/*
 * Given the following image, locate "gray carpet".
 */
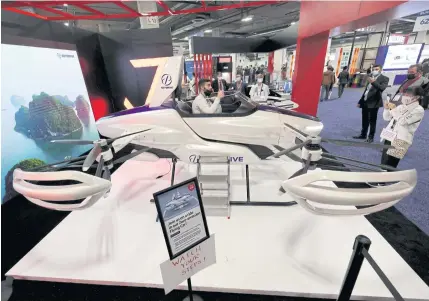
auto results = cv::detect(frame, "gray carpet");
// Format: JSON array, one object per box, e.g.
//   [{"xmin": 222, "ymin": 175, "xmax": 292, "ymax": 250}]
[{"xmin": 317, "ymin": 87, "xmax": 429, "ymax": 235}]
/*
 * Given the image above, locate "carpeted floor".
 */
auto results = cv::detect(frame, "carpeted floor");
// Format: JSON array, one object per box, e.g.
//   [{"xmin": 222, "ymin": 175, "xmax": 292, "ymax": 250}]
[{"xmin": 317, "ymin": 86, "xmax": 429, "ymax": 235}]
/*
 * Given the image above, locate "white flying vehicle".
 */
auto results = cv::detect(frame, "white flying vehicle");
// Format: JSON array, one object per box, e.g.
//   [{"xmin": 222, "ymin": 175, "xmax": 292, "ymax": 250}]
[{"xmin": 12, "ymin": 56, "xmax": 417, "ymax": 215}]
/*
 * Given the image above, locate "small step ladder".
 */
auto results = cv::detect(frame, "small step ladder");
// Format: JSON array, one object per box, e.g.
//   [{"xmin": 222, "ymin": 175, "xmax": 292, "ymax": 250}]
[{"xmin": 197, "ymin": 156, "xmax": 231, "ymax": 218}]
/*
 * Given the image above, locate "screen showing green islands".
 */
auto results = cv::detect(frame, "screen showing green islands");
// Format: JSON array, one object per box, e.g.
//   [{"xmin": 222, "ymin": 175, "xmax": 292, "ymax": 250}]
[{"xmin": 1, "ymin": 44, "xmax": 100, "ymax": 203}]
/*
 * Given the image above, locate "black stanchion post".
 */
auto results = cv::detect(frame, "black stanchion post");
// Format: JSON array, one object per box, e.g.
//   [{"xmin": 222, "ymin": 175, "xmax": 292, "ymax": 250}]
[
  {"xmin": 187, "ymin": 278, "xmax": 193, "ymax": 301},
  {"xmin": 246, "ymin": 164, "xmax": 250, "ymax": 203},
  {"xmin": 337, "ymin": 235, "xmax": 371, "ymax": 301}
]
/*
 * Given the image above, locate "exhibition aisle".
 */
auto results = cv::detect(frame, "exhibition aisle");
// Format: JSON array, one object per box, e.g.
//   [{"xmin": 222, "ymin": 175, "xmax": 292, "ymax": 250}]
[
  {"xmin": 6, "ymin": 159, "xmax": 429, "ymax": 300},
  {"xmin": 318, "ymin": 87, "xmax": 429, "ymax": 236}
]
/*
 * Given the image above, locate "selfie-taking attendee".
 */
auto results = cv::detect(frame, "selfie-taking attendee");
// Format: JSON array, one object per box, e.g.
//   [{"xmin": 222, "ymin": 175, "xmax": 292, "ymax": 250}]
[{"xmin": 380, "ymin": 86, "xmax": 425, "ymax": 168}]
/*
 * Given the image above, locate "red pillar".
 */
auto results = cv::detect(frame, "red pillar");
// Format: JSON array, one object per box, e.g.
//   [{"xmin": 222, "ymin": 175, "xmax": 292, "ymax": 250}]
[{"xmin": 292, "ymin": 30, "xmax": 329, "ymax": 116}]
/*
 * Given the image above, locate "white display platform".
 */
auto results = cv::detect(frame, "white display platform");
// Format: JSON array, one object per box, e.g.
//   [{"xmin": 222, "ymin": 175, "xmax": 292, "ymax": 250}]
[{"xmin": 7, "ymin": 158, "xmax": 429, "ymax": 301}]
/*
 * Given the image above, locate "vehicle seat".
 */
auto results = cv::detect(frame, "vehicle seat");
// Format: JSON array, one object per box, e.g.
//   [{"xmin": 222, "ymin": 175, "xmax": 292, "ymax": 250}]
[{"xmin": 176, "ymin": 101, "xmax": 193, "ymax": 115}]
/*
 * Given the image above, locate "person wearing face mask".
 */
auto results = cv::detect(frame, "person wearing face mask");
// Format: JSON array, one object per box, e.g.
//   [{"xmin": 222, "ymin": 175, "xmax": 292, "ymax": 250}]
[
  {"xmin": 353, "ymin": 64, "xmax": 389, "ymax": 143},
  {"xmin": 380, "ymin": 86, "xmax": 425, "ymax": 168},
  {"xmin": 192, "ymin": 79, "xmax": 224, "ymax": 114},
  {"xmin": 212, "ymin": 71, "xmax": 228, "ymax": 93},
  {"xmin": 249, "ymin": 73, "xmax": 269, "ymax": 102},
  {"xmin": 230, "ymin": 74, "xmax": 247, "ymax": 94},
  {"xmin": 394, "ymin": 64, "xmax": 428, "ymax": 109}
]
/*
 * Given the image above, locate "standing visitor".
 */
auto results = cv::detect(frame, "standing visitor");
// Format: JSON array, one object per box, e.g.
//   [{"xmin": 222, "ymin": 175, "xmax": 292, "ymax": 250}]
[
  {"xmin": 338, "ymin": 66, "xmax": 350, "ymax": 98},
  {"xmin": 353, "ymin": 65, "xmax": 389, "ymax": 143},
  {"xmin": 380, "ymin": 86, "xmax": 425, "ymax": 168},
  {"xmin": 321, "ymin": 66, "xmax": 335, "ymax": 101}
]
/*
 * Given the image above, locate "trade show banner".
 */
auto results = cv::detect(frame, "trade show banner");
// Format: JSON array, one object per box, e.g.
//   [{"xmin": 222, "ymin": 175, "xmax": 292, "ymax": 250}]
[
  {"xmin": 1, "ymin": 41, "xmax": 100, "ymax": 204},
  {"xmin": 153, "ymin": 178, "xmax": 216, "ymax": 295}
]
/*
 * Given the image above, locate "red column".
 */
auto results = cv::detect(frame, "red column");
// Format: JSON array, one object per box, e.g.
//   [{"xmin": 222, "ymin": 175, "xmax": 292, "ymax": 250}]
[{"xmin": 292, "ymin": 30, "xmax": 330, "ymax": 116}]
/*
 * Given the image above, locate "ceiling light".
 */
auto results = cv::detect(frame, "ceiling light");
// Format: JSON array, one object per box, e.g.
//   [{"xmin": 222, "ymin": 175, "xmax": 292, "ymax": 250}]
[
  {"xmin": 291, "ymin": 22, "xmax": 296, "ymax": 25},
  {"xmin": 204, "ymin": 29, "xmax": 212, "ymax": 33},
  {"xmin": 64, "ymin": 22, "xmax": 69, "ymax": 26},
  {"xmin": 242, "ymin": 16, "xmax": 253, "ymax": 22},
  {"xmin": 184, "ymin": 37, "xmax": 189, "ymax": 40},
  {"xmin": 395, "ymin": 31, "xmax": 403, "ymax": 34},
  {"xmin": 63, "ymin": 3, "xmax": 68, "ymax": 7}
]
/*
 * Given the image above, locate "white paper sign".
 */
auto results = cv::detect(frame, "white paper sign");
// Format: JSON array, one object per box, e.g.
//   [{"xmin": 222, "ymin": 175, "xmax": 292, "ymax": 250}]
[
  {"xmin": 160, "ymin": 235, "xmax": 216, "ymax": 294},
  {"xmin": 380, "ymin": 128, "xmax": 396, "ymax": 142},
  {"xmin": 413, "ymin": 15, "xmax": 429, "ymax": 32}
]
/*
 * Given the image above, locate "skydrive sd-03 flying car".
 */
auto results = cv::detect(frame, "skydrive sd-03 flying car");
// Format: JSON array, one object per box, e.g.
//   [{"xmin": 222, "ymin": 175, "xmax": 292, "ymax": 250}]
[{"xmin": 13, "ymin": 56, "xmax": 417, "ymax": 215}]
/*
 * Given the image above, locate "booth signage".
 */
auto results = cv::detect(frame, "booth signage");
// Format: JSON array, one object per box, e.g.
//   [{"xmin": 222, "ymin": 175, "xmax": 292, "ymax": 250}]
[
  {"xmin": 413, "ymin": 15, "xmax": 429, "ymax": 32},
  {"xmin": 154, "ymin": 177, "xmax": 210, "ymax": 259}
]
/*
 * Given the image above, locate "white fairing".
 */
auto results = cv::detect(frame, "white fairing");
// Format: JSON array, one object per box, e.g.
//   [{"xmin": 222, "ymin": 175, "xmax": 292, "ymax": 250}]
[
  {"xmin": 13, "ymin": 169, "xmax": 111, "ymax": 211},
  {"xmin": 97, "ymin": 108, "xmax": 261, "ymax": 164},
  {"xmin": 282, "ymin": 169, "xmax": 417, "ymax": 215}
]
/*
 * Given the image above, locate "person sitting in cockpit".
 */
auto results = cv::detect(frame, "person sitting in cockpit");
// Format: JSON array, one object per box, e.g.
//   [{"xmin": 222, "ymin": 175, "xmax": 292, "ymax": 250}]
[{"xmin": 192, "ymin": 79, "xmax": 224, "ymax": 114}]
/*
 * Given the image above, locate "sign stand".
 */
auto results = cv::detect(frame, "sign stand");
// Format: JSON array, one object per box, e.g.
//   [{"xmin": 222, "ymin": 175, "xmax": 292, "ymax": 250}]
[
  {"xmin": 182, "ymin": 277, "xmax": 204, "ymax": 301},
  {"xmin": 154, "ymin": 177, "xmax": 216, "ymax": 298}
]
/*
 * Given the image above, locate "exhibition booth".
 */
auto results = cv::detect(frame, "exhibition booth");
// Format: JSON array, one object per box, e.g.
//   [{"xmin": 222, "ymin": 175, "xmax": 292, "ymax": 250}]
[{"xmin": 1, "ymin": 1, "xmax": 429, "ymax": 301}]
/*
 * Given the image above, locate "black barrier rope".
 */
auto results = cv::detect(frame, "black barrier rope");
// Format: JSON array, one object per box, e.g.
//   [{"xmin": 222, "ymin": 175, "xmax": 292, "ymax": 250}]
[
  {"xmin": 337, "ymin": 235, "xmax": 405, "ymax": 301},
  {"xmin": 361, "ymin": 249, "xmax": 404, "ymax": 301}
]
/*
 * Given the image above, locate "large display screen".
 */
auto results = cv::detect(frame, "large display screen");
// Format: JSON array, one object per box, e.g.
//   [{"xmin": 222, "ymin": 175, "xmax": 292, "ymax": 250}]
[
  {"xmin": 383, "ymin": 44, "xmax": 423, "ymax": 70},
  {"xmin": 1, "ymin": 44, "xmax": 100, "ymax": 203}
]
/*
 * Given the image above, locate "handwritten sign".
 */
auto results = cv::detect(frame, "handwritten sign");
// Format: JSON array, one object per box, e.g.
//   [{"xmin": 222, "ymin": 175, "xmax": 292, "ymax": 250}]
[{"xmin": 160, "ymin": 235, "xmax": 216, "ymax": 294}]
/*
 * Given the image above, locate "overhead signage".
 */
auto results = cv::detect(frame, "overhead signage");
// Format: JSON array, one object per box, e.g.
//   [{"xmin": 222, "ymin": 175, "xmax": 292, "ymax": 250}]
[
  {"xmin": 154, "ymin": 177, "xmax": 210, "ymax": 259},
  {"xmin": 413, "ymin": 15, "xmax": 429, "ymax": 32},
  {"xmin": 160, "ymin": 235, "xmax": 216, "ymax": 294}
]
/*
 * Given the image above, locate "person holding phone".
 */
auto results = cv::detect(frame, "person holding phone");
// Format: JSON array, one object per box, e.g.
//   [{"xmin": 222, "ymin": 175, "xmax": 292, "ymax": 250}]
[
  {"xmin": 192, "ymin": 79, "xmax": 224, "ymax": 114},
  {"xmin": 353, "ymin": 65, "xmax": 389, "ymax": 143},
  {"xmin": 380, "ymin": 86, "xmax": 425, "ymax": 168}
]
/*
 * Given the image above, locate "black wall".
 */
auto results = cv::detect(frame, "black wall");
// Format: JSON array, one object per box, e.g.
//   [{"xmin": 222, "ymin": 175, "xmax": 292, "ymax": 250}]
[{"xmin": 98, "ymin": 29, "xmax": 173, "ymax": 109}]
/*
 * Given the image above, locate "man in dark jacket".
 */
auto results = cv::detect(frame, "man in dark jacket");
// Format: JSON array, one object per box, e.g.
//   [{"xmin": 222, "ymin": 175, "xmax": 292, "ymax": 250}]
[
  {"xmin": 212, "ymin": 71, "xmax": 228, "ymax": 92},
  {"xmin": 230, "ymin": 74, "xmax": 247, "ymax": 94},
  {"xmin": 353, "ymin": 64, "xmax": 389, "ymax": 143},
  {"xmin": 337, "ymin": 66, "xmax": 349, "ymax": 98}
]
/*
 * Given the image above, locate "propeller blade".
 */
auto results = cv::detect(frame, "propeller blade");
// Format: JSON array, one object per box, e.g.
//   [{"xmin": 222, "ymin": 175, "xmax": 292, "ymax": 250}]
[
  {"xmin": 50, "ymin": 139, "xmax": 94, "ymax": 145},
  {"xmin": 95, "ymin": 157, "xmax": 105, "ymax": 177},
  {"xmin": 29, "ymin": 155, "xmax": 88, "ymax": 171},
  {"xmin": 106, "ymin": 129, "xmax": 151, "ymax": 144},
  {"xmin": 82, "ymin": 144, "xmax": 102, "ymax": 172},
  {"xmin": 322, "ymin": 138, "xmax": 394, "ymax": 150},
  {"xmin": 283, "ymin": 123, "xmax": 309, "ymax": 139},
  {"xmin": 322, "ymin": 152, "xmax": 398, "ymax": 172},
  {"xmin": 289, "ymin": 153, "xmax": 312, "ymax": 179},
  {"xmin": 102, "ymin": 167, "xmax": 111, "ymax": 181},
  {"xmin": 271, "ymin": 139, "xmax": 311, "ymax": 158},
  {"xmin": 112, "ymin": 131, "xmax": 142, "ymax": 153},
  {"xmin": 113, "ymin": 147, "xmax": 151, "ymax": 165}
]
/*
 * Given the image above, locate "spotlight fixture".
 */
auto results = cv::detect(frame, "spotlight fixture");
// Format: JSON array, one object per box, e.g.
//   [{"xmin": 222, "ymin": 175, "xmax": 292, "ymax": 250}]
[
  {"xmin": 291, "ymin": 22, "xmax": 296, "ymax": 25},
  {"xmin": 64, "ymin": 22, "xmax": 69, "ymax": 26},
  {"xmin": 204, "ymin": 29, "xmax": 213, "ymax": 33},
  {"xmin": 242, "ymin": 16, "xmax": 253, "ymax": 22},
  {"xmin": 63, "ymin": 3, "xmax": 68, "ymax": 7}
]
